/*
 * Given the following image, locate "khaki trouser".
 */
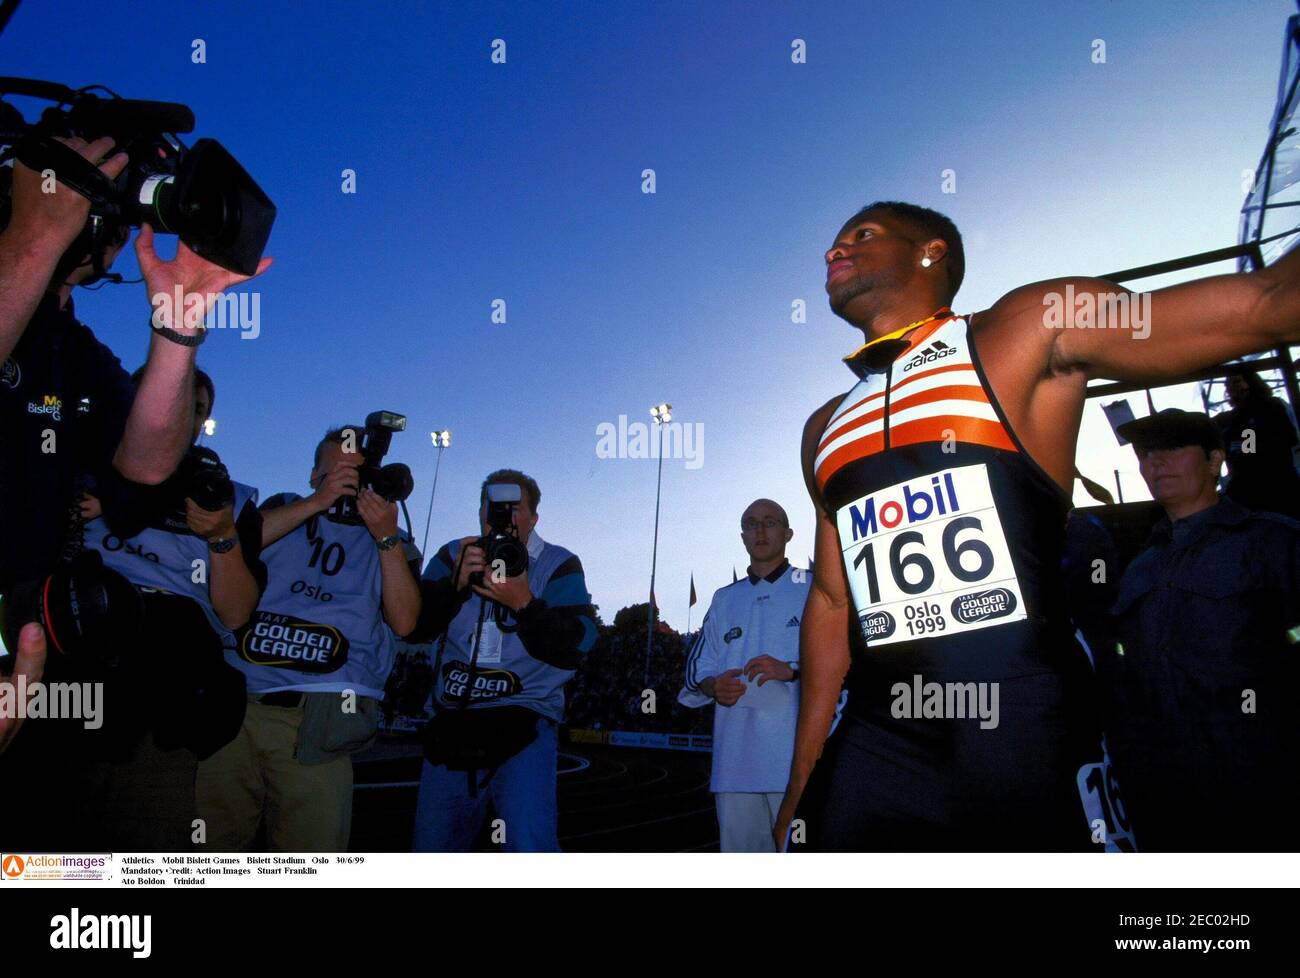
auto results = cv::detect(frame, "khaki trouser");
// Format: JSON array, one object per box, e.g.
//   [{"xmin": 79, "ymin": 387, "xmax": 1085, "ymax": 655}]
[{"xmin": 195, "ymin": 700, "xmax": 353, "ymax": 852}]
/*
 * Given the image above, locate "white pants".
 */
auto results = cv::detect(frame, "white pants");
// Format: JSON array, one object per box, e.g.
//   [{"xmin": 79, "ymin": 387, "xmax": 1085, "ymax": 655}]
[{"xmin": 716, "ymin": 791, "xmax": 784, "ymax": 852}]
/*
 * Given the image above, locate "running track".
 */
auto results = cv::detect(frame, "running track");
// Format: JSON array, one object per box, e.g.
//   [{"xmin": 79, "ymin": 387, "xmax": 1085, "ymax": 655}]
[{"xmin": 350, "ymin": 738, "xmax": 718, "ymax": 852}]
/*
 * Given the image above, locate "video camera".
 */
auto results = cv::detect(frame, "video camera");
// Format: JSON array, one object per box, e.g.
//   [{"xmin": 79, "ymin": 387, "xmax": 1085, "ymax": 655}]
[
  {"xmin": 470, "ymin": 483, "xmax": 529, "ymax": 586},
  {"xmin": 0, "ymin": 77, "xmax": 275, "ymax": 276},
  {"xmin": 328, "ymin": 411, "xmax": 415, "ymax": 525}
]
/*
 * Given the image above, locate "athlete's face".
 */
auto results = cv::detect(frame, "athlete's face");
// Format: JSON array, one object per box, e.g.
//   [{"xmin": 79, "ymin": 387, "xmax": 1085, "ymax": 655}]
[
  {"xmin": 740, "ymin": 500, "xmax": 792, "ymax": 563},
  {"xmin": 824, "ymin": 211, "xmax": 924, "ymax": 321},
  {"xmin": 1137, "ymin": 444, "xmax": 1223, "ymax": 511}
]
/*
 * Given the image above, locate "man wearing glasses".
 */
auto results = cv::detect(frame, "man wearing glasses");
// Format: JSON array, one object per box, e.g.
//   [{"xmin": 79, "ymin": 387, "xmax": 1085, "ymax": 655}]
[{"xmin": 679, "ymin": 499, "xmax": 809, "ymax": 851}]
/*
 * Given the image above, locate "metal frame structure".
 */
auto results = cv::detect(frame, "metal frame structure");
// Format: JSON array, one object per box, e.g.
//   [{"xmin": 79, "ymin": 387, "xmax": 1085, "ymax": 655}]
[
  {"xmin": 1086, "ymin": 3, "xmax": 1300, "ymax": 424},
  {"xmin": 1085, "ymin": 241, "xmax": 1300, "ymax": 417}
]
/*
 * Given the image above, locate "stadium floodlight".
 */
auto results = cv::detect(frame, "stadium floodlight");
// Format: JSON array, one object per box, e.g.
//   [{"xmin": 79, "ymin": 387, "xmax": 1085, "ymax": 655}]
[
  {"xmin": 421, "ymin": 428, "xmax": 452, "ymax": 557},
  {"xmin": 645, "ymin": 401, "xmax": 673, "ymax": 685}
]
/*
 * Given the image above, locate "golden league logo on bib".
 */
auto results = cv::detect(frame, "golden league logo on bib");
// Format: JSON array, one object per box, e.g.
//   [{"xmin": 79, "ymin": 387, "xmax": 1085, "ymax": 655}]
[
  {"xmin": 240, "ymin": 611, "xmax": 350, "ymax": 672},
  {"xmin": 835, "ymin": 463, "xmax": 1027, "ymax": 646}
]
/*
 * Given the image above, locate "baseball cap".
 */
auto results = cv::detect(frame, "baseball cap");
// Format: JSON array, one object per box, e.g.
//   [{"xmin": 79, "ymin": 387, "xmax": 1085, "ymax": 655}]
[{"xmin": 1117, "ymin": 408, "xmax": 1224, "ymax": 453}]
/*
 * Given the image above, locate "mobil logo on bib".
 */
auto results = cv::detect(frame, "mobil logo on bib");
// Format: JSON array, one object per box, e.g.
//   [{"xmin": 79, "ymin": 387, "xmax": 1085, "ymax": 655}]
[
  {"xmin": 844, "ymin": 472, "xmax": 960, "ymax": 542},
  {"xmin": 835, "ymin": 464, "xmax": 1028, "ymax": 645}
]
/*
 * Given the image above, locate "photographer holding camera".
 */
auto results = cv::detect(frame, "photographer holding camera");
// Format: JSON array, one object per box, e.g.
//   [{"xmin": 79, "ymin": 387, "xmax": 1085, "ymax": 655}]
[
  {"xmin": 70, "ymin": 367, "xmax": 265, "ymax": 850},
  {"xmin": 0, "ymin": 80, "xmax": 272, "ymax": 847},
  {"xmin": 409, "ymin": 469, "xmax": 596, "ymax": 853},
  {"xmin": 195, "ymin": 421, "xmax": 421, "ymax": 852}
]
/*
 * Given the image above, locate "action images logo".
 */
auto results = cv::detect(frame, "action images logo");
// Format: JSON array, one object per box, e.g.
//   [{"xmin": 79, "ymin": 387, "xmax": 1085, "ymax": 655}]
[{"xmin": 240, "ymin": 612, "xmax": 348, "ymax": 672}]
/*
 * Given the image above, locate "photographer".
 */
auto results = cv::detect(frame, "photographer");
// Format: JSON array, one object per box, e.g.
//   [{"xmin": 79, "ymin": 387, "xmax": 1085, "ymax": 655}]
[
  {"xmin": 73, "ymin": 367, "xmax": 265, "ymax": 850},
  {"xmin": 409, "ymin": 469, "xmax": 596, "ymax": 853},
  {"xmin": 195, "ymin": 425, "xmax": 421, "ymax": 852},
  {"xmin": 0, "ymin": 134, "xmax": 268, "ymax": 850}
]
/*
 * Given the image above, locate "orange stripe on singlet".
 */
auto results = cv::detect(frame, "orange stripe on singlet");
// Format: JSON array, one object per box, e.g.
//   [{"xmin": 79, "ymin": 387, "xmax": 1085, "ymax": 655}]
[
  {"xmin": 887, "ymin": 383, "xmax": 990, "ymax": 417},
  {"xmin": 888, "ymin": 415, "xmax": 1018, "ymax": 452},
  {"xmin": 816, "ymin": 432, "xmax": 886, "ymax": 489}
]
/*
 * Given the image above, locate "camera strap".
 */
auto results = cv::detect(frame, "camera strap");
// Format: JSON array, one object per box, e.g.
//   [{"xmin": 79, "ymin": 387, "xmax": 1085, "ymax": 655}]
[
  {"xmin": 429, "ymin": 545, "xmax": 497, "ymax": 798},
  {"xmin": 15, "ymin": 135, "xmax": 123, "ymax": 215}
]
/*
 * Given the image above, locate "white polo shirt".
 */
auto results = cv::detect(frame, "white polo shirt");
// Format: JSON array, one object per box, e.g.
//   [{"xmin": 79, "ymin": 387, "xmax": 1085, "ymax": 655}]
[{"xmin": 679, "ymin": 560, "xmax": 809, "ymax": 793}]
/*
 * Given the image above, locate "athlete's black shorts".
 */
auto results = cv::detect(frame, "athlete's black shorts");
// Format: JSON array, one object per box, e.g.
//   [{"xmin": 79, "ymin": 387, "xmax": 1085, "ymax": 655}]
[{"xmin": 794, "ymin": 671, "xmax": 1096, "ymax": 852}]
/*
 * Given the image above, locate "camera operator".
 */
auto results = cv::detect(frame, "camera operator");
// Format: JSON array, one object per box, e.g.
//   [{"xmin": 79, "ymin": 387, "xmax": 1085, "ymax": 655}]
[
  {"xmin": 0, "ymin": 137, "xmax": 268, "ymax": 849},
  {"xmin": 409, "ymin": 469, "xmax": 596, "ymax": 853},
  {"xmin": 1, "ymin": 136, "xmax": 270, "ymax": 593},
  {"xmin": 71, "ymin": 367, "xmax": 265, "ymax": 850},
  {"xmin": 195, "ymin": 425, "xmax": 421, "ymax": 852}
]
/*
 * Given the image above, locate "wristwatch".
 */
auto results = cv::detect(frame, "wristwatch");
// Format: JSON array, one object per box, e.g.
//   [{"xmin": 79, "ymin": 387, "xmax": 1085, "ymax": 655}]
[
  {"xmin": 376, "ymin": 534, "xmax": 402, "ymax": 552},
  {"xmin": 786, "ymin": 660, "xmax": 801, "ymax": 682},
  {"xmin": 207, "ymin": 536, "xmax": 237, "ymax": 554}
]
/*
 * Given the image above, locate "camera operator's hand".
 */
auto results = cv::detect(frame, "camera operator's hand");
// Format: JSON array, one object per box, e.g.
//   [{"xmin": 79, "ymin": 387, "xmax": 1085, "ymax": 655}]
[
  {"xmin": 308, "ymin": 461, "xmax": 360, "ymax": 514},
  {"xmin": 0, "ymin": 624, "xmax": 47, "ymax": 755},
  {"xmin": 137, "ymin": 224, "xmax": 273, "ymax": 334},
  {"xmin": 185, "ymin": 499, "xmax": 236, "ymax": 541},
  {"xmin": 78, "ymin": 492, "xmax": 103, "ymax": 522},
  {"xmin": 6, "ymin": 136, "xmax": 129, "ymax": 258},
  {"xmin": 357, "ymin": 488, "xmax": 398, "ymax": 541},
  {"xmin": 453, "ymin": 538, "xmax": 486, "ymax": 591},
  {"xmin": 472, "ymin": 564, "xmax": 532, "ymax": 613}
]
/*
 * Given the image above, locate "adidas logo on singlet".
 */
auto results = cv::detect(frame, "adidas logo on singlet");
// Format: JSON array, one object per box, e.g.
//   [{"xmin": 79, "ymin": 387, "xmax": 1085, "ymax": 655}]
[{"xmin": 901, "ymin": 339, "xmax": 956, "ymax": 372}]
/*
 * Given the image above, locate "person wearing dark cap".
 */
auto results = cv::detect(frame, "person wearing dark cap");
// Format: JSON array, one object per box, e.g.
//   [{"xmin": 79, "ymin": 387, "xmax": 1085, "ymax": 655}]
[{"xmin": 1099, "ymin": 408, "xmax": 1300, "ymax": 851}]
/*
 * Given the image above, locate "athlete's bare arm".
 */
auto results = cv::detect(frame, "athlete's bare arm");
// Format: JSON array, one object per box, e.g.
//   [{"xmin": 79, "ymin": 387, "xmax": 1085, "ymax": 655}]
[
  {"xmin": 972, "ymin": 251, "xmax": 1300, "ymax": 491},
  {"xmin": 774, "ymin": 396, "xmax": 852, "ymax": 848}
]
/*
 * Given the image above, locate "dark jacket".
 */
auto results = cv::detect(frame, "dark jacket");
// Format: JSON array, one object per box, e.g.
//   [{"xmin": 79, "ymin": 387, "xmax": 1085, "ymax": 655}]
[{"xmin": 1099, "ymin": 496, "xmax": 1300, "ymax": 850}]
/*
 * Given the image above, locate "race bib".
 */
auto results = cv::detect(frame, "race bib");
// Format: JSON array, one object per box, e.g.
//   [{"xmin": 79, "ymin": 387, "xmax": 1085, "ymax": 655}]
[
  {"xmin": 239, "ymin": 611, "xmax": 350, "ymax": 673},
  {"xmin": 835, "ymin": 464, "xmax": 1027, "ymax": 647}
]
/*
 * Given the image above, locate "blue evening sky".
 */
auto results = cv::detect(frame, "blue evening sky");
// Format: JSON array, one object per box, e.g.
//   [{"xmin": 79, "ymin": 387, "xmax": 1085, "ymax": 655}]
[{"xmin": 3, "ymin": 0, "xmax": 1291, "ymax": 626}]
